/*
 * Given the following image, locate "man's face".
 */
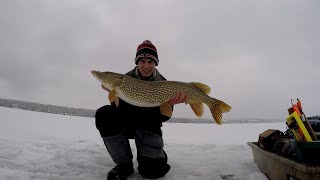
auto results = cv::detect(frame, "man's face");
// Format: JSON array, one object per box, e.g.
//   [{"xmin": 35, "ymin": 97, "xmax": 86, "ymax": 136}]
[{"xmin": 137, "ymin": 58, "xmax": 156, "ymax": 79}]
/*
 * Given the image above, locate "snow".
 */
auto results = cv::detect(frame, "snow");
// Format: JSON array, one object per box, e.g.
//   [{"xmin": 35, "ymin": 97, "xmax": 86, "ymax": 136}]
[{"xmin": 0, "ymin": 106, "xmax": 287, "ymax": 179}]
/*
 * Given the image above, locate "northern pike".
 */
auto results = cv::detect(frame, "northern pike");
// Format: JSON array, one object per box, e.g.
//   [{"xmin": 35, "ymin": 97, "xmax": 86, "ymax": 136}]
[{"xmin": 91, "ymin": 70, "xmax": 231, "ymax": 124}]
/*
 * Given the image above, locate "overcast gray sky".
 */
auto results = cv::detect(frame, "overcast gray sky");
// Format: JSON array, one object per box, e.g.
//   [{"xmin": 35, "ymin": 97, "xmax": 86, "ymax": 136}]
[{"xmin": 1, "ymin": 0, "xmax": 320, "ymax": 120}]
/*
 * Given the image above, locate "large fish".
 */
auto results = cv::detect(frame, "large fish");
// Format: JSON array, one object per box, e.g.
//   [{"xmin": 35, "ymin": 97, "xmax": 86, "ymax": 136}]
[{"xmin": 91, "ymin": 70, "xmax": 231, "ymax": 124}]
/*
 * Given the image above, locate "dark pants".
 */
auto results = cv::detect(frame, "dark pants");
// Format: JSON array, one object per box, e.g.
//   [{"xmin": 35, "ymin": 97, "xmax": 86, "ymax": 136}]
[{"xmin": 95, "ymin": 105, "xmax": 170, "ymax": 176}]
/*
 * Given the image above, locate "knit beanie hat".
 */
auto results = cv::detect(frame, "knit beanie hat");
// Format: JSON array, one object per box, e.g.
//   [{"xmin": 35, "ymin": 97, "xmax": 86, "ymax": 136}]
[{"xmin": 134, "ymin": 40, "xmax": 159, "ymax": 66}]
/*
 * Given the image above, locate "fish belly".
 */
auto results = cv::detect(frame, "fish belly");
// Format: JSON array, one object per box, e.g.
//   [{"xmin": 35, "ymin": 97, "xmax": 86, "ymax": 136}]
[{"xmin": 116, "ymin": 89, "xmax": 162, "ymax": 107}]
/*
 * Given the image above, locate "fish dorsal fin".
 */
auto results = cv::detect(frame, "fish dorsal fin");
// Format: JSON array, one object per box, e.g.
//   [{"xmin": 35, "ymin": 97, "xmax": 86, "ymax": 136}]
[{"xmin": 190, "ymin": 82, "xmax": 211, "ymax": 94}]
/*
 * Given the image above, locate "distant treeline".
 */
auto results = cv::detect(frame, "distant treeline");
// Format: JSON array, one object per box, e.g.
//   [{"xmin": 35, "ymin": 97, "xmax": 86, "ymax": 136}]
[
  {"xmin": 0, "ymin": 98, "xmax": 292, "ymax": 124},
  {"xmin": 0, "ymin": 98, "xmax": 95, "ymax": 117}
]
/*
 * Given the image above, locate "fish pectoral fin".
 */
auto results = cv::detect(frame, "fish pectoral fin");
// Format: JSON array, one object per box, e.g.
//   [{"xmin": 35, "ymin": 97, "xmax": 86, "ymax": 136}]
[
  {"xmin": 109, "ymin": 90, "xmax": 120, "ymax": 107},
  {"xmin": 114, "ymin": 97, "xmax": 119, "ymax": 107},
  {"xmin": 190, "ymin": 103, "xmax": 204, "ymax": 117},
  {"xmin": 108, "ymin": 89, "xmax": 116, "ymax": 103},
  {"xmin": 160, "ymin": 103, "xmax": 173, "ymax": 117}
]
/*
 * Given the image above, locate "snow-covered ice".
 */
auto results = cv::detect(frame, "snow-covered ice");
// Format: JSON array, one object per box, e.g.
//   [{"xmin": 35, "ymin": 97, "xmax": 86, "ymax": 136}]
[{"xmin": 0, "ymin": 107, "xmax": 287, "ymax": 179}]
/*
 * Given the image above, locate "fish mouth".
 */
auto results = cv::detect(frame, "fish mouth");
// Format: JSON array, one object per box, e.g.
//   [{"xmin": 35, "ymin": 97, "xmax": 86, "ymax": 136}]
[
  {"xmin": 91, "ymin": 70, "xmax": 97, "ymax": 76},
  {"xmin": 91, "ymin": 70, "xmax": 100, "ymax": 78},
  {"xmin": 91, "ymin": 70, "xmax": 102, "ymax": 82},
  {"xmin": 91, "ymin": 70, "xmax": 112, "ymax": 90}
]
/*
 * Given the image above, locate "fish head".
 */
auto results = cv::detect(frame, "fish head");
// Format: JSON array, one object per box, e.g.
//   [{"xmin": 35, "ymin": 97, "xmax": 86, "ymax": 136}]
[{"xmin": 91, "ymin": 70, "xmax": 123, "ymax": 89}]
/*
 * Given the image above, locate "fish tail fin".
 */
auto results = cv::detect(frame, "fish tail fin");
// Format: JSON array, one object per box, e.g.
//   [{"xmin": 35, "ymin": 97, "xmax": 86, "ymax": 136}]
[{"xmin": 207, "ymin": 99, "xmax": 231, "ymax": 125}]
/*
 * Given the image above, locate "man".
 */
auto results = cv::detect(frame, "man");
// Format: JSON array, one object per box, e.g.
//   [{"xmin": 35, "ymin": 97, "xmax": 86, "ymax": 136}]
[{"xmin": 95, "ymin": 40, "xmax": 188, "ymax": 180}]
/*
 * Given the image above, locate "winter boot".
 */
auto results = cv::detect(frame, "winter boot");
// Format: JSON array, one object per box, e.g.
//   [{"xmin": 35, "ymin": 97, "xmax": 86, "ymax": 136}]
[
  {"xmin": 107, "ymin": 163, "xmax": 134, "ymax": 180},
  {"xmin": 137, "ymin": 155, "xmax": 170, "ymax": 179},
  {"xmin": 138, "ymin": 163, "xmax": 170, "ymax": 179}
]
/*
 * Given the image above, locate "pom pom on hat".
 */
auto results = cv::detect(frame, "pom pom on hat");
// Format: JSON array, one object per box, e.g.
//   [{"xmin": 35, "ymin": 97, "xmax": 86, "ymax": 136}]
[{"xmin": 135, "ymin": 40, "xmax": 159, "ymax": 66}]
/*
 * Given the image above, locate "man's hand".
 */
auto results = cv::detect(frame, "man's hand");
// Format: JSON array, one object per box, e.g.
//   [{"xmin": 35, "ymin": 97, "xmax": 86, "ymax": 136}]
[
  {"xmin": 101, "ymin": 84, "xmax": 110, "ymax": 92},
  {"xmin": 168, "ymin": 91, "xmax": 188, "ymax": 106}
]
